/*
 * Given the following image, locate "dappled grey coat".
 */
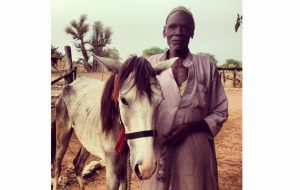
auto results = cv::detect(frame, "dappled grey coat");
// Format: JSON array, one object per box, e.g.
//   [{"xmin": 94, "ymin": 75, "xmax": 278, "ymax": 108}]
[{"xmin": 140, "ymin": 52, "xmax": 228, "ymax": 190}]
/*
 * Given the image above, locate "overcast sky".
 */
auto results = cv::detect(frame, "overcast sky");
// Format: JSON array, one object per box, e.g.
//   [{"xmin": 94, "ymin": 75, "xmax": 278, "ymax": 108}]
[{"xmin": 51, "ymin": 0, "xmax": 242, "ymax": 65}]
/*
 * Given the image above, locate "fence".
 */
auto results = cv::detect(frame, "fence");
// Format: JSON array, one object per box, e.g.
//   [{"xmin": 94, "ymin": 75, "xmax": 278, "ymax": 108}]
[
  {"xmin": 217, "ymin": 68, "xmax": 242, "ymax": 88},
  {"xmin": 51, "ymin": 46, "xmax": 77, "ymax": 108}
]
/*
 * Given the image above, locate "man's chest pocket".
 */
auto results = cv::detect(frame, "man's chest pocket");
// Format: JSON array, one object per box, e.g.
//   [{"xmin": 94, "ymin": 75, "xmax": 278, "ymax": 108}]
[{"xmin": 192, "ymin": 83, "xmax": 208, "ymax": 109}]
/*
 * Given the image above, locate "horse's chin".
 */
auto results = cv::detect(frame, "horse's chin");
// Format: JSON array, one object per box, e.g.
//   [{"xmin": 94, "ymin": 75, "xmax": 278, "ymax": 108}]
[{"xmin": 141, "ymin": 165, "xmax": 156, "ymax": 180}]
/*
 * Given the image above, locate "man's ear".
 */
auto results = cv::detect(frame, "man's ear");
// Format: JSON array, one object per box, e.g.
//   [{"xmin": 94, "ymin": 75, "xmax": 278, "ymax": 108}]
[{"xmin": 163, "ymin": 26, "xmax": 166, "ymax": 38}]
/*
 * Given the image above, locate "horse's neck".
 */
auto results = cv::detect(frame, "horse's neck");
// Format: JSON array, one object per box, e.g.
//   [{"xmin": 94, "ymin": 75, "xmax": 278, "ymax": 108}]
[{"xmin": 107, "ymin": 116, "xmax": 123, "ymax": 139}]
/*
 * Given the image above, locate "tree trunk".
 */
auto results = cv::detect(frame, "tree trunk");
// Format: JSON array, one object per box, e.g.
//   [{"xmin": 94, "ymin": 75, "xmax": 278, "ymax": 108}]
[
  {"xmin": 80, "ymin": 39, "xmax": 92, "ymax": 72},
  {"xmin": 92, "ymin": 45, "xmax": 103, "ymax": 71}
]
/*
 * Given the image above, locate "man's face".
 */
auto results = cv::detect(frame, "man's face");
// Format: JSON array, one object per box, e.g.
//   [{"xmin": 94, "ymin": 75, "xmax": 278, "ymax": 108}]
[{"xmin": 163, "ymin": 11, "xmax": 194, "ymax": 51}]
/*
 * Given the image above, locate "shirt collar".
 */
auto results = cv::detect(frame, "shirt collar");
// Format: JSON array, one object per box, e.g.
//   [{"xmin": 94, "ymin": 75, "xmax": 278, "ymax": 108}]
[{"xmin": 158, "ymin": 50, "xmax": 193, "ymax": 68}]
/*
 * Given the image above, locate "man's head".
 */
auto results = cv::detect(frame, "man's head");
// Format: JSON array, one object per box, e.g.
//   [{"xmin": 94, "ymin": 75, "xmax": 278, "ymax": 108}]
[{"xmin": 163, "ymin": 6, "xmax": 195, "ymax": 52}]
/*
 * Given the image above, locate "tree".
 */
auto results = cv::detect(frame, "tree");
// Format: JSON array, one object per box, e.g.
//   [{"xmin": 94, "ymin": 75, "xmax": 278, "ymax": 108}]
[
  {"xmin": 197, "ymin": 52, "xmax": 218, "ymax": 64},
  {"xmin": 51, "ymin": 45, "xmax": 57, "ymax": 55},
  {"xmin": 102, "ymin": 47, "xmax": 121, "ymax": 62},
  {"xmin": 51, "ymin": 45, "xmax": 63, "ymax": 57},
  {"xmin": 89, "ymin": 21, "xmax": 113, "ymax": 71},
  {"xmin": 51, "ymin": 45, "xmax": 64, "ymax": 72},
  {"xmin": 220, "ymin": 59, "xmax": 242, "ymax": 68},
  {"xmin": 65, "ymin": 15, "xmax": 92, "ymax": 71},
  {"xmin": 142, "ymin": 46, "xmax": 166, "ymax": 57}
]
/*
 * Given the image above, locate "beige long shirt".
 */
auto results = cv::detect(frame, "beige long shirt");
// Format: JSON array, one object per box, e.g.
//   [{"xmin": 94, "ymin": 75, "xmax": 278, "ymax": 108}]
[{"xmin": 140, "ymin": 52, "xmax": 228, "ymax": 190}]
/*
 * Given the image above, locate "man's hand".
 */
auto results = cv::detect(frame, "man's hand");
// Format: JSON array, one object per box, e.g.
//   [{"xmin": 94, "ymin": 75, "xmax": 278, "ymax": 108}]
[
  {"xmin": 162, "ymin": 120, "xmax": 210, "ymax": 147},
  {"xmin": 163, "ymin": 123, "xmax": 191, "ymax": 146}
]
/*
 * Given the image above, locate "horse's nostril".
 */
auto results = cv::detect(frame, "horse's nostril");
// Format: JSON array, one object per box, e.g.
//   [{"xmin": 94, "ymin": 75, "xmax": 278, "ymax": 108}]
[{"xmin": 134, "ymin": 164, "xmax": 142, "ymax": 180}]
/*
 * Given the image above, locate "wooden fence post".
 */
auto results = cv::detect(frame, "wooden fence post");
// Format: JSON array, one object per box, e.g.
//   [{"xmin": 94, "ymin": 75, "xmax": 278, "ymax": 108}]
[
  {"xmin": 217, "ymin": 67, "xmax": 242, "ymax": 88},
  {"xmin": 233, "ymin": 69, "xmax": 236, "ymax": 88},
  {"xmin": 73, "ymin": 66, "xmax": 77, "ymax": 81},
  {"xmin": 64, "ymin": 46, "xmax": 73, "ymax": 84}
]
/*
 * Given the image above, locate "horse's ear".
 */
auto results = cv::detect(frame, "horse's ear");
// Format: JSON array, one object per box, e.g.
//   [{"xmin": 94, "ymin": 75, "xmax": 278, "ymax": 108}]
[
  {"xmin": 152, "ymin": 57, "xmax": 178, "ymax": 74},
  {"xmin": 92, "ymin": 53, "xmax": 122, "ymax": 73}
]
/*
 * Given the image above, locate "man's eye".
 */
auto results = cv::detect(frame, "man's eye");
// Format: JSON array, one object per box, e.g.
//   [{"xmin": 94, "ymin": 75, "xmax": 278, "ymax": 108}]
[
  {"xmin": 121, "ymin": 97, "xmax": 129, "ymax": 105},
  {"xmin": 168, "ymin": 24, "xmax": 176, "ymax": 29}
]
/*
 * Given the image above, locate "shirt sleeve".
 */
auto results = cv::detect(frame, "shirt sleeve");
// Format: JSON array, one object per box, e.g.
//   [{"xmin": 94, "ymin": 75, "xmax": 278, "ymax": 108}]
[{"xmin": 203, "ymin": 60, "xmax": 228, "ymax": 139}]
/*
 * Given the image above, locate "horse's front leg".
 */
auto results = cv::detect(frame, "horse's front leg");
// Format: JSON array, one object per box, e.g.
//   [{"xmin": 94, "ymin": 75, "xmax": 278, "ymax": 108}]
[
  {"xmin": 105, "ymin": 154, "xmax": 120, "ymax": 190},
  {"xmin": 105, "ymin": 153, "xmax": 127, "ymax": 190},
  {"xmin": 118, "ymin": 157, "xmax": 128, "ymax": 190}
]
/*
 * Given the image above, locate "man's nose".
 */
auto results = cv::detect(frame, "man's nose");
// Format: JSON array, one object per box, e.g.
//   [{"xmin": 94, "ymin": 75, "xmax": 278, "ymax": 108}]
[{"xmin": 175, "ymin": 26, "xmax": 184, "ymax": 35}]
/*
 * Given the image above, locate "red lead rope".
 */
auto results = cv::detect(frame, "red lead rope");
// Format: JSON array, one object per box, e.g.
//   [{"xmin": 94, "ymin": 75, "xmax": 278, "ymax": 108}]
[{"xmin": 115, "ymin": 127, "xmax": 128, "ymax": 155}]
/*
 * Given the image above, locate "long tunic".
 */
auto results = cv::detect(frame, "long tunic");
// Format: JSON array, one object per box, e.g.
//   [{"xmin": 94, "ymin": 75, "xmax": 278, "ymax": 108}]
[{"xmin": 141, "ymin": 52, "xmax": 228, "ymax": 190}]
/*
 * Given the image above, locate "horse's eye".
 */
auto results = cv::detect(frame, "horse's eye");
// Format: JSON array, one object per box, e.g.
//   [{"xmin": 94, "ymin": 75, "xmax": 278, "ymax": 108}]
[{"xmin": 120, "ymin": 97, "xmax": 129, "ymax": 105}]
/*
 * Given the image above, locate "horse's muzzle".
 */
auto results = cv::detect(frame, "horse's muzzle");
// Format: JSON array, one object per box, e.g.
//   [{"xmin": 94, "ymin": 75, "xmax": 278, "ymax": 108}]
[{"xmin": 134, "ymin": 160, "xmax": 157, "ymax": 180}]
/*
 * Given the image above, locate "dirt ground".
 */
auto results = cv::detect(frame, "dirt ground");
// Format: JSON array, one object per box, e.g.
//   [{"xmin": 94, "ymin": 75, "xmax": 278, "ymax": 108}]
[
  {"xmin": 216, "ymin": 89, "xmax": 242, "ymax": 190},
  {"xmin": 51, "ymin": 72, "xmax": 242, "ymax": 190}
]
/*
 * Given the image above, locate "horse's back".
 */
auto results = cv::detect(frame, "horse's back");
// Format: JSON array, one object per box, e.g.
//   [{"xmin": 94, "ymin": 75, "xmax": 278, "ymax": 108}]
[
  {"xmin": 59, "ymin": 76, "xmax": 103, "ymax": 112},
  {"xmin": 57, "ymin": 76, "xmax": 107, "ymax": 157}
]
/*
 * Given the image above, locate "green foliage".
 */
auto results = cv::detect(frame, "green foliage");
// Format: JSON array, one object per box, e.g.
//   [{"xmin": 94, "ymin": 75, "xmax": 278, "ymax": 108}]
[
  {"xmin": 102, "ymin": 47, "xmax": 121, "ymax": 61},
  {"xmin": 220, "ymin": 59, "xmax": 242, "ymax": 68},
  {"xmin": 51, "ymin": 45, "xmax": 63, "ymax": 57},
  {"xmin": 65, "ymin": 15, "xmax": 89, "ymax": 41},
  {"xmin": 90, "ymin": 21, "xmax": 112, "ymax": 48},
  {"xmin": 197, "ymin": 52, "xmax": 218, "ymax": 64},
  {"xmin": 88, "ymin": 21, "xmax": 113, "ymax": 64},
  {"xmin": 142, "ymin": 46, "xmax": 166, "ymax": 57}
]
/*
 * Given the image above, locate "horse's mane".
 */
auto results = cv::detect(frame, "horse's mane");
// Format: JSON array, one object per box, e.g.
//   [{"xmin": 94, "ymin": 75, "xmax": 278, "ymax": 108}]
[
  {"xmin": 101, "ymin": 73, "xmax": 119, "ymax": 133},
  {"xmin": 100, "ymin": 56, "xmax": 156, "ymax": 133},
  {"xmin": 118, "ymin": 56, "xmax": 156, "ymax": 100}
]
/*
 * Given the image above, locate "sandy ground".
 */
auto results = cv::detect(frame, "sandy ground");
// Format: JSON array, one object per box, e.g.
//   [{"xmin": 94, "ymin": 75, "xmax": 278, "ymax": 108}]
[
  {"xmin": 51, "ymin": 72, "xmax": 242, "ymax": 190},
  {"xmin": 216, "ymin": 89, "xmax": 242, "ymax": 190}
]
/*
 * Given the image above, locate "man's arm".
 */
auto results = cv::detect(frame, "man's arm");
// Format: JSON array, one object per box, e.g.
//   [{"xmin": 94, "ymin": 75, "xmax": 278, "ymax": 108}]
[
  {"xmin": 203, "ymin": 61, "xmax": 228, "ymax": 139},
  {"xmin": 164, "ymin": 58, "xmax": 228, "ymax": 146}
]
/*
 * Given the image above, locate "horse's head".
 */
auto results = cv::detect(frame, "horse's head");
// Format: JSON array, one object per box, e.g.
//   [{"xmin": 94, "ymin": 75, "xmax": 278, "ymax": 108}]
[{"xmin": 93, "ymin": 54, "xmax": 177, "ymax": 180}]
